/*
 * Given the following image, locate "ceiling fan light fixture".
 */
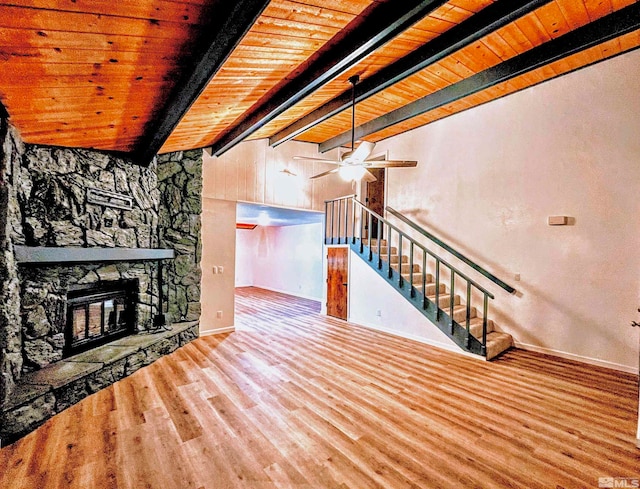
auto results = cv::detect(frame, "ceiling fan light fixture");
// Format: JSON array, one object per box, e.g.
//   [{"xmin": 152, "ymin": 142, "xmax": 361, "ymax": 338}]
[{"xmin": 339, "ymin": 165, "xmax": 366, "ymax": 181}]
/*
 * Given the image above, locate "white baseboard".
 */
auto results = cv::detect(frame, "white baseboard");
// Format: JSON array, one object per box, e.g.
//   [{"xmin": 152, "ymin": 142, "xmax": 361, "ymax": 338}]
[
  {"xmin": 251, "ymin": 285, "xmax": 321, "ymax": 303},
  {"xmin": 514, "ymin": 340, "xmax": 637, "ymax": 374},
  {"xmin": 347, "ymin": 316, "xmax": 485, "ymax": 361},
  {"xmin": 199, "ymin": 326, "xmax": 236, "ymax": 337}
]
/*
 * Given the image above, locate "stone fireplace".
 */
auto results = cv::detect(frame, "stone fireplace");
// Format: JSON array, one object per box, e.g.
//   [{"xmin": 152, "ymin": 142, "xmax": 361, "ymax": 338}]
[{"xmin": 0, "ymin": 119, "xmax": 203, "ymax": 443}]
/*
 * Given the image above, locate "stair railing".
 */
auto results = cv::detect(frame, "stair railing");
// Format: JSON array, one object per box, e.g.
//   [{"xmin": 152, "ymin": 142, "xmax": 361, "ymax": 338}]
[
  {"xmin": 386, "ymin": 206, "xmax": 515, "ymax": 294},
  {"xmin": 325, "ymin": 195, "xmax": 496, "ymax": 356}
]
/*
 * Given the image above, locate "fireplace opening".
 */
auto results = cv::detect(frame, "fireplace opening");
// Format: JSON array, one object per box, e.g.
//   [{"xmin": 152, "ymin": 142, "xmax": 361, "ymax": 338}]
[{"xmin": 64, "ymin": 279, "xmax": 138, "ymax": 357}]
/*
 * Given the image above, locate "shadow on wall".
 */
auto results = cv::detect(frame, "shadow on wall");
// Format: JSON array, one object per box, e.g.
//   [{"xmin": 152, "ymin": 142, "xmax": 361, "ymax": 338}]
[{"xmin": 396, "ymin": 209, "xmax": 632, "ymax": 366}]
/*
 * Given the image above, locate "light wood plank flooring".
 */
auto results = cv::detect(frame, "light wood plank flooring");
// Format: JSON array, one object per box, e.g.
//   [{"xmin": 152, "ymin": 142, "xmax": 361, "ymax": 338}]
[{"xmin": 1, "ymin": 287, "xmax": 639, "ymax": 488}]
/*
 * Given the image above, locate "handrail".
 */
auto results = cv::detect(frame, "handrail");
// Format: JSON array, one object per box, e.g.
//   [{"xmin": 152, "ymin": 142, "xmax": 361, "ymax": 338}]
[
  {"xmin": 353, "ymin": 199, "xmax": 494, "ymax": 299},
  {"xmin": 386, "ymin": 206, "xmax": 516, "ymax": 294},
  {"xmin": 325, "ymin": 194, "xmax": 356, "ymax": 203}
]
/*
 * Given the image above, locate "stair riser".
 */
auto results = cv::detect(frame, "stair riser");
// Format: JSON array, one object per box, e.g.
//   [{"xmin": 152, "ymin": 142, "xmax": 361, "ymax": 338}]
[
  {"xmin": 468, "ymin": 320, "xmax": 494, "ymax": 339},
  {"xmin": 385, "ymin": 255, "xmax": 407, "ymax": 264},
  {"xmin": 372, "ymin": 247, "xmax": 397, "ymax": 255},
  {"xmin": 415, "ymin": 283, "xmax": 445, "ymax": 295},
  {"xmin": 428, "ymin": 294, "xmax": 460, "ymax": 308},
  {"xmin": 392, "ymin": 263, "xmax": 421, "ymax": 274},
  {"xmin": 401, "ymin": 273, "xmax": 429, "ymax": 285},
  {"xmin": 368, "ymin": 239, "xmax": 387, "ymax": 247},
  {"xmin": 452, "ymin": 307, "xmax": 476, "ymax": 323}
]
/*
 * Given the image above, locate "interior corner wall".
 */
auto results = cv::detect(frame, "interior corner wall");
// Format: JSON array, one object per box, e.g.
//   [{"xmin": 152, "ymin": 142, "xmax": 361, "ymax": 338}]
[
  {"xmin": 236, "ymin": 223, "xmax": 324, "ymax": 301},
  {"xmin": 200, "ymin": 198, "xmax": 236, "ymax": 334},
  {"xmin": 370, "ymin": 49, "xmax": 640, "ymax": 372}
]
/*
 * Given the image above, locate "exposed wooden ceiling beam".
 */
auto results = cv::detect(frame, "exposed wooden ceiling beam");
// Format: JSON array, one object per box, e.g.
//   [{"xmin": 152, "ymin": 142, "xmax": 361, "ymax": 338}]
[
  {"xmin": 208, "ymin": 0, "xmax": 450, "ymax": 158},
  {"xmin": 130, "ymin": 0, "xmax": 271, "ymax": 166},
  {"xmin": 319, "ymin": 3, "xmax": 640, "ymax": 153},
  {"xmin": 269, "ymin": 0, "xmax": 553, "ymax": 148}
]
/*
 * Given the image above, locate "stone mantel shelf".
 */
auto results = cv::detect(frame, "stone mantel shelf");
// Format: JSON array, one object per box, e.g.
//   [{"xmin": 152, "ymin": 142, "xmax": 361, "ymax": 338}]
[{"xmin": 14, "ymin": 246, "xmax": 175, "ymax": 265}]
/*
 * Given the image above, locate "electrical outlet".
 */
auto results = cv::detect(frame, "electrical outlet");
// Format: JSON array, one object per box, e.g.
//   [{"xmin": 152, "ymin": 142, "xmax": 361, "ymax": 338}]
[
  {"xmin": 218, "ymin": 266, "xmax": 224, "ymax": 274},
  {"xmin": 212, "ymin": 266, "xmax": 218, "ymax": 274},
  {"xmin": 216, "ymin": 310, "xmax": 223, "ymax": 319},
  {"xmin": 514, "ymin": 273, "xmax": 521, "ymax": 281},
  {"xmin": 376, "ymin": 310, "xmax": 382, "ymax": 317}
]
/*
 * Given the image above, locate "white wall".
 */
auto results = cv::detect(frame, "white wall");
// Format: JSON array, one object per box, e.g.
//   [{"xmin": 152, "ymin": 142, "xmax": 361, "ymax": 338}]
[
  {"xmin": 200, "ymin": 198, "xmax": 237, "ymax": 335},
  {"xmin": 348, "ymin": 250, "xmax": 465, "ymax": 355},
  {"xmin": 235, "ymin": 228, "xmax": 258, "ymax": 287},
  {"xmin": 363, "ymin": 49, "xmax": 640, "ymax": 372},
  {"xmin": 235, "ymin": 223, "xmax": 324, "ymax": 301}
]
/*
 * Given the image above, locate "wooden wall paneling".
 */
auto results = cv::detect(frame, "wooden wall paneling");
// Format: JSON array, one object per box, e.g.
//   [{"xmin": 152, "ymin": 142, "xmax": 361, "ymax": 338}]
[
  {"xmin": 214, "ymin": 151, "xmax": 227, "ymax": 201},
  {"xmin": 255, "ymin": 149, "xmax": 267, "ymax": 205},
  {"xmin": 223, "ymin": 152, "xmax": 238, "ymax": 202}
]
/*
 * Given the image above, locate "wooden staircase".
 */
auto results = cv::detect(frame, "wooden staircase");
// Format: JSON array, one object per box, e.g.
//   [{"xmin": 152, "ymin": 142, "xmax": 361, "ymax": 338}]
[{"xmin": 369, "ymin": 239, "xmax": 513, "ymax": 360}]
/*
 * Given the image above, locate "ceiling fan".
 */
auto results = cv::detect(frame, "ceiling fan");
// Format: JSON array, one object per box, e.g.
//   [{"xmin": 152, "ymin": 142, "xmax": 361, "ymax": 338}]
[{"xmin": 294, "ymin": 75, "xmax": 417, "ymax": 181}]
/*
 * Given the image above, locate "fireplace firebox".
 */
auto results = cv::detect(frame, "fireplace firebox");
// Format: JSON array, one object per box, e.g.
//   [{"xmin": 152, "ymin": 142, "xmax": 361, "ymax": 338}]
[{"xmin": 64, "ymin": 279, "xmax": 138, "ymax": 356}]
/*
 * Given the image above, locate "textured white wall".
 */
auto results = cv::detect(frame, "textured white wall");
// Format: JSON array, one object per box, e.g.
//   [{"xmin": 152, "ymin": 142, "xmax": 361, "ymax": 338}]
[
  {"xmin": 200, "ymin": 198, "xmax": 237, "ymax": 335},
  {"xmin": 235, "ymin": 229, "xmax": 258, "ymax": 287},
  {"xmin": 348, "ymin": 251, "xmax": 462, "ymax": 354},
  {"xmin": 351, "ymin": 49, "xmax": 640, "ymax": 372}
]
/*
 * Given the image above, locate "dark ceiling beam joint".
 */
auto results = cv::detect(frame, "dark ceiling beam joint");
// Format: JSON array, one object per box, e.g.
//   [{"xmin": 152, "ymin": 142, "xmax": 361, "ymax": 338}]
[
  {"xmin": 0, "ymin": 100, "xmax": 8, "ymax": 120},
  {"xmin": 319, "ymin": 3, "xmax": 640, "ymax": 152},
  {"xmin": 209, "ymin": 0, "xmax": 450, "ymax": 157},
  {"xmin": 269, "ymin": 0, "xmax": 553, "ymax": 148},
  {"xmin": 130, "ymin": 0, "xmax": 271, "ymax": 166}
]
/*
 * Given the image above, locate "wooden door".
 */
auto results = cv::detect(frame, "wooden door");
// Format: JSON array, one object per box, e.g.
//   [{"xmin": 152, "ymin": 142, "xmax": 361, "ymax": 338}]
[
  {"xmin": 327, "ymin": 247, "xmax": 348, "ymax": 320},
  {"xmin": 365, "ymin": 168, "xmax": 385, "ymax": 238}
]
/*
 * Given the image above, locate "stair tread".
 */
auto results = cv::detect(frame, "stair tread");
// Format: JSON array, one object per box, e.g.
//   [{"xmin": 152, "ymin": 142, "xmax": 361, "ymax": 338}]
[{"xmin": 485, "ymin": 332, "xmax": 513, "ymax": 360}]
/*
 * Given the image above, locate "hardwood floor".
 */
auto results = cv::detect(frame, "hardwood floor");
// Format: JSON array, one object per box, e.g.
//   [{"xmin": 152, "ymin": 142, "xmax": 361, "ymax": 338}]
[{"xmin": 1, "ymin": 286, "xmax": 638, "ymax": 488}]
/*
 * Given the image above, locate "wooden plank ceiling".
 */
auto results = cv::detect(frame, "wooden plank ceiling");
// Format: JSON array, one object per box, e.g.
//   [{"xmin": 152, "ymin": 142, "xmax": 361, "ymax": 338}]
[{"xmin": 0, "ymin": 0, "xmax": 638, "ymax": 164}]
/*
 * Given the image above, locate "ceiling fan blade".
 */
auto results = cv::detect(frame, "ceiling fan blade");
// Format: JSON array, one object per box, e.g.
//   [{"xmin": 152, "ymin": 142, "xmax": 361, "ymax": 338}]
[
  {"xmin": 344, "ymin": 141, "xmax": 376, "ymax": 162},
  {"xmin": 293, "ymin": 156, "xmax": 340, "ymax": 164},
  {"xmin": 363, "ymin": 160, "xmax": 418, "ymax": 168},
  {"xmin": 309, "ymin": 168, "xmax": 340, "ymax": 179}
]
